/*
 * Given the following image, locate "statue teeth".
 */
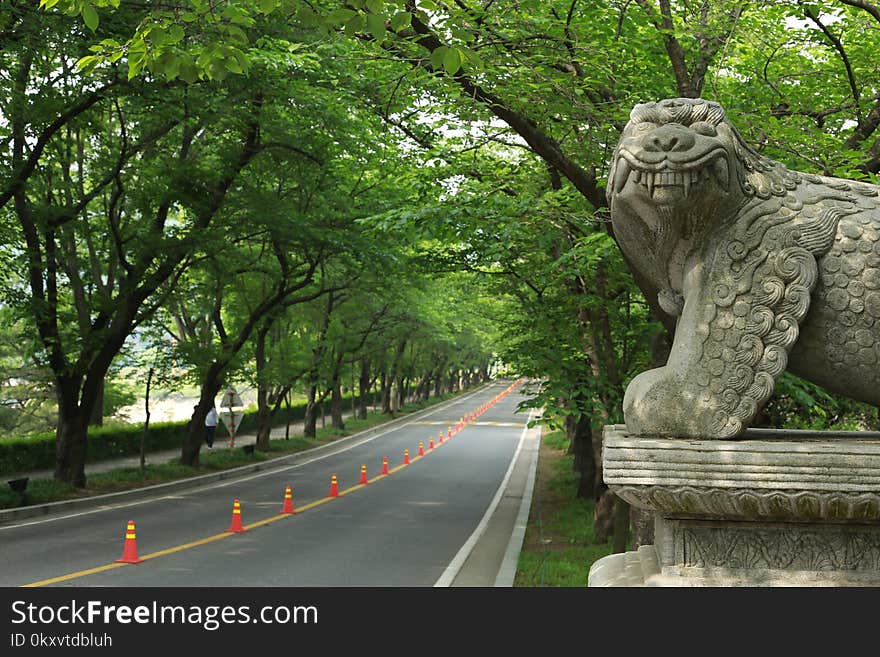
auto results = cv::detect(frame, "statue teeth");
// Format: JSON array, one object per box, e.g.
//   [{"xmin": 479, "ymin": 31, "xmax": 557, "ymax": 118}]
[
  {"xmin": 646, "ymin": 171, "xmax": 655, "ymax": 196},
  {"xmin": 614, "ymin": 158, "xmax": 631, "ymax": 193},
  {"xmin": 683, "ymin": 172, "xmax": 691, "ymax": 198}
]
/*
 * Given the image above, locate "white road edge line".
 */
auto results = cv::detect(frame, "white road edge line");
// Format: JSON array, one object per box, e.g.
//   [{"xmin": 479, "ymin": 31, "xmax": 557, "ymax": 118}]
[
  {"xmin": 433, "ymin": 408, "xmax": 536, "ymax": 588},
  {"xmin": 494, "ymin": 415, "xmax": 542, "ymax": 587},
  {"xmin": 0, "ymin": 385, "xmax": 495, "ymax": 531}
]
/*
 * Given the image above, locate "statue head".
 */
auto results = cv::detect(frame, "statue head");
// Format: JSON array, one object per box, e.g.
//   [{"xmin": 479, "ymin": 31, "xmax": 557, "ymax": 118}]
[{"xmin": 607, "ymin": 98, "xmax": 800, "ymax": 312}]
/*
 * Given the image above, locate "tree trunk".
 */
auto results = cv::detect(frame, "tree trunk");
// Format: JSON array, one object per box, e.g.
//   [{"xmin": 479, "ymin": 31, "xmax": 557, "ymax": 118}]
[
  {"xmin": 53, "ymin": 375, "xmax": 89, "ymax": 487},
  {"xmin": 395, "ymin": 377, "xmax": 405, "ymax": 409},
  {"xmin": 53, "ymin": 364, "xmax": 109, "ymax": 487},
  {"xmin": 181, "ymin": 362, "xmax": 224, "ymax": 467},
  {"xmin": 303, "ymin": 383, "xmax": 318, "ymax": 438},
  {"xmin": 381, "ymin": 371, "xmax": 392, "ymax": 414},
  {"xmin": 255, "ymin": 390, "xmax": 272, "ymax": 451},
  {"xmin": 89, "ymin": 379, "xmax": 104, "ymax": 427},
  {"xmin": 254, "ymin": 327, "xmax": 272, "ymax": 451},
  {"xmin": 330, "ymin": 378, "xmax": 344, "ymax": 430},
  {"xmin": 417, "ymin": 372, "xmax": 431, "ymax": 401},
  {"xmin": 357, "ymin": 359, "xmax": 370, "ymax": 420},
  {"xmin": 566, "ymin": 412, "xmax": 596, "ymax": 499},
  {"xmin": 140, "ymin": 367, "xmax": 153, "ymax": 470},
  {"xmin": 284, "ymin": 391, "xmax": 292, "ymax": 440}
]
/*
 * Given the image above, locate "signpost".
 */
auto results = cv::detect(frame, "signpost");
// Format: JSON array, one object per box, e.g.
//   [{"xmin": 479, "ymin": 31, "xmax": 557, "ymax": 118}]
[{"xmin": 219, "ymin": 386, "xmax": 244, "ymax": 449}]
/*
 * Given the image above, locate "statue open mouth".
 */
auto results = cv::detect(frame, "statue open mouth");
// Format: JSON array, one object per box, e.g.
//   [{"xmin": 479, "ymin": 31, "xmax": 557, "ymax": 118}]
[{"xmin": 613, "ymin": 149, "xmax": 730, "ymax": 200}]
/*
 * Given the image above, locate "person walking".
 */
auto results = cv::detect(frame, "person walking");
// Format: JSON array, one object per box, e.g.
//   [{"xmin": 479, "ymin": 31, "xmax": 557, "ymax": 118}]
[{"xmin": 205, "ymin": 405, "xmax": 219, "ymax": 448}]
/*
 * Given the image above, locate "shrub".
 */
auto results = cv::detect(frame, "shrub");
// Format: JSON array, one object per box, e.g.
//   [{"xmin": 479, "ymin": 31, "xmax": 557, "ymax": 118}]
[{"xmin": 0, "ymin": 397, "xmax": 316, "ymax": 476}]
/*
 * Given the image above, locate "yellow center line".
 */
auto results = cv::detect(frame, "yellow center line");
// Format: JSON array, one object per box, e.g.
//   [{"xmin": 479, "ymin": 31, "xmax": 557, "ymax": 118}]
[
  {"xmin": 20, "ymin": 389, "xmax": 530, "ymax": 588},
  {"xmin": 20, "ymin": 427, "xmax": 464, "ymax": 588}
]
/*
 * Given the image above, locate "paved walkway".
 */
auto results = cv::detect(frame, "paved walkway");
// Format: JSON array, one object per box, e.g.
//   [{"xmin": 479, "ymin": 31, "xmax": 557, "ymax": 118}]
[
  {"xmin": 6, "ymin": 408, "xmax": 369, "ymax": 484},
  {"xmin": 2, "ymin": 385, "xmax": 541, "ymax": 587}
]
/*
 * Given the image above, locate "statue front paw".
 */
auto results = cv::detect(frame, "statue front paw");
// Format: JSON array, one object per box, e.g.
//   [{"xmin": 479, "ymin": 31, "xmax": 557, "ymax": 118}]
[{"xmin": 623, "ymin": 366, "xmax": 719, "ymax": 438}]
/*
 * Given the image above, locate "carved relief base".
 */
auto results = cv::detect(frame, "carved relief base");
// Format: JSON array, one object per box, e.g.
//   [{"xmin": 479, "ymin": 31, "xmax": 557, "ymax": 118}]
[
  {"xmin": 646, "ymin": 517, "xmax": 880, "ymax": 586},
  {"xmin": 588, "ymin": 425, "xmax": 880, "ymax": 587}
]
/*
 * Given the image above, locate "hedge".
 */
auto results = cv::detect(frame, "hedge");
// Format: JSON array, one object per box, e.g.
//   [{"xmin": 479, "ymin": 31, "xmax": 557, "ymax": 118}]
[{"xmin": 0, "ymin": 396, "xmax": 328, "ymax": 477}]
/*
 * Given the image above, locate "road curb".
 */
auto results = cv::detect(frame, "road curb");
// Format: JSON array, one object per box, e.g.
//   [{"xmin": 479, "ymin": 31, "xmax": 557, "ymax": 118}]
[
  {"xmin": 494, "ymin": 420, "xmax": 542, "ymax": 586},
  {"xmin": 0, "ymin": 385, "xmax": 491, "ymax": 526},
  {"xmin": 433, "ymin": 407, "xmax": 541, "ymax": 587}
]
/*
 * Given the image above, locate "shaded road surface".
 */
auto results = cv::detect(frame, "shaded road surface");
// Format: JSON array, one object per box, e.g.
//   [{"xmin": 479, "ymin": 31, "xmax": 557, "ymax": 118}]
[{"xmin": 0, "ymin": 380, "xmax": 541, "ymax": 587}]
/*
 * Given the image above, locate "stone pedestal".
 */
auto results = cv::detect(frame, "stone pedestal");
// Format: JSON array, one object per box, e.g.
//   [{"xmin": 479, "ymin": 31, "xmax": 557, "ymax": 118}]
[{"xmin": 588, "ymin": 425, "xmax": 880, "ymax": 586}]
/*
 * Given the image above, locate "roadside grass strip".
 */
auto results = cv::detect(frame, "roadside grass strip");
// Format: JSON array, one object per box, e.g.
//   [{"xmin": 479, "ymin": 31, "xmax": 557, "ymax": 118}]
[{"xmin": 20, "ymin": 379, "xmax": 525, "ymax": 588}]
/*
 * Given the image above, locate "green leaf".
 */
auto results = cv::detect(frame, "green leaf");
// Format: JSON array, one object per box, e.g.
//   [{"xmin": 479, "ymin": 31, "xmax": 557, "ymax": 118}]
[
  {"xmin": 162, "ymin": 53, "xmax": 181, "ymax": 79},
  {"xmin": 430, "ymin": 45, "xmax": 447, "ymax": 71},
  {"xmin": 127, "ymin": 55, "xmax": 144, "ymax": 80},
  {"xmin": 366, "ymin": 13, "xmax": 386, "ymax": 41},
  {"xmin": 146, "ymin": 26, "xmax": 166, "ymax": 46},
  {"xmin": 344, "ymin": 14, "xmax": 365, "ymax": 36},
  {"xmin": 75, "ymin": 54, "xmax": 99, "ymax": 73},
  {"xmin": 443, "ymin": 47, "xmax": 462, "ymax": 75},
  {"xmin": 82, "ymin": 3, "xmax": 99, "ymax": 32},
  {"xmin": 208, "ymin": 58, "xmax": 228, "ymax": 81},
  {"xmin": 259, "ymin": 0, "xmax": 277, "ymax": 13},
  {"xmin": 167, "ymin": 25, "xmax": 185, "ymax": 44},
  {"xmin": 328, "ymin": 8, "xmax": 357, "ymax": 25},
  {"xmin": 390, "ymin": 11, "xmax": 411, "ymax": 32},
  {"xmin": 224, "ymin": 55, "xmax": 244, "ymax": 74},
  {"xmin": 179, "ymin": 59, "xmax": 199, "ymax": 83}
]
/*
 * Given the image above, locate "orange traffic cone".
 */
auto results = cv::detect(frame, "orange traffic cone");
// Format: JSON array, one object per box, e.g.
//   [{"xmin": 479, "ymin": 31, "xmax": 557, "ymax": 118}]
[
  {"xmin": 418, "ymin": 441, "xmax": 424, "ymax": 456},
  {"xmin": 429, "ymin": 437, "xmax": 434, "ymax": 450},
  {"xmin": 329, "ymin": 474, "xmax": 339, "ymax": 497},
  {"xmin": 359, "ymin": 464, "xmax": 369, "ymax": 485},
  {"xmin": 447, "ymin": 428, "xmax": 452, "ymax": 441},
  {"xmin": 403, "ymin": 448, "xmax": 410, "ymax": 465},
  {"xmin": 382, "ymin": 456, "xmax": 389, "ymax": 475},
  {"xmin": 281, "ymin": 485, "xmax": 295, "ymax": 514},
  {"xmin": 115, "ymin": 520, "xmax": 144, "ymax": 564},
  {"xmin": 437, "ymin": 431, "xmax": 443, "ymax": 444},
  {"xmin": 226, "ymin": 499, "xmax": 247, "ymax": 533}
]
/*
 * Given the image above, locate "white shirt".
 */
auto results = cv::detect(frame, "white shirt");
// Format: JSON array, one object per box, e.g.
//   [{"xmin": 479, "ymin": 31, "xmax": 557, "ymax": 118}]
[{"xmin": 205, "ymin": 408, "xmax": 219, "ymax": 427}]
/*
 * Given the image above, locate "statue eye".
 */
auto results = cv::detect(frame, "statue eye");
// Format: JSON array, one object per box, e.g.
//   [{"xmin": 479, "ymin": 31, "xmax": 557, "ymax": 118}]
[
  {"xmin": 690, "ymin": 121, "xmax": 717, "ymax": 136},
  {"xmin": 632, "ymin": 121, "xmax": 657, "ymax": 133}
]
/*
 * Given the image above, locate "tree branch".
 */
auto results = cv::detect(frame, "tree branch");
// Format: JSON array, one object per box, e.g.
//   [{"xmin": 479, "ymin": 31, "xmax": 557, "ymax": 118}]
[
  {"xmin": 802, "ymin": 3, "xmax": 862, "ymax": 120},
  {"xmin": 397, "ymin": 5, "xmax": 606, "ymax": 208}
]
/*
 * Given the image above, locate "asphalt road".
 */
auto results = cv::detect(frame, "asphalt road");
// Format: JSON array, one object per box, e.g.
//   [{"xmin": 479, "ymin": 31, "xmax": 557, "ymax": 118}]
[{"xmin": 0, "ymin": 380, "xmax": 536, "ymax": 588}]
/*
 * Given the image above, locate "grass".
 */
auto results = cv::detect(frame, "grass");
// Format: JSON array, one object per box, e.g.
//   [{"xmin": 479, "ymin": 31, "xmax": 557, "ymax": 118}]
[
  {"xmin": 0, "ymin": 394, "xmax": 456, "ymax": 511},
  {"xmin": 2, "ymin": 389, "xmax": 610, "ymax": 589},
  {"xmin": 514, "ymin": 428, "xmax": 613, "ymax": 587}
]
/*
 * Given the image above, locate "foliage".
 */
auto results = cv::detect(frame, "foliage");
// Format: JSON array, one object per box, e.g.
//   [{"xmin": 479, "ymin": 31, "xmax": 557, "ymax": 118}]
[
  {"xmin": 759, "ymin": 373, "xmax": 879, "ymax": 431},
  {"xmin": 11, "ymin": 1, "xmax": 880, "ymax": 489},
  {"xmin": 514, "ymin": 430, "xmax": 613, "ymax": 586}
]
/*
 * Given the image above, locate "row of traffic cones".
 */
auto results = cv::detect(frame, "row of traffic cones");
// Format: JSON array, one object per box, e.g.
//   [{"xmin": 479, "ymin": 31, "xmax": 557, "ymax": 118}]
[
  {"xmin": 457, "ymin": 378, "xmax": 523, "ymax": 426},
  {"xmin": 116, "ymin": 382, "xmax": 527, "ymax": 564}
]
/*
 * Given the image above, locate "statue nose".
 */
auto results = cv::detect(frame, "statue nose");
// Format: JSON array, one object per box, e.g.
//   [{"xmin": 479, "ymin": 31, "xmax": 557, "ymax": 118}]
[{"xmin": 643, "ymin": 125, "xmax": 695, "ymax": 152}]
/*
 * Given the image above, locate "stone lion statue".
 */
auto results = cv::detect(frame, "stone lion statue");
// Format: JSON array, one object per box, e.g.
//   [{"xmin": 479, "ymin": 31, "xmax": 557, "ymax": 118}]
[{"xmin": 608, "ymin": 97, "xmax": 880, "ymax": 439}]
